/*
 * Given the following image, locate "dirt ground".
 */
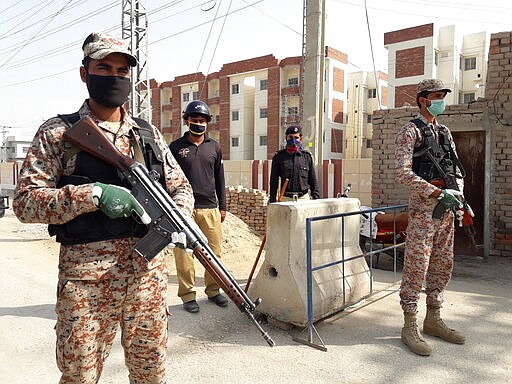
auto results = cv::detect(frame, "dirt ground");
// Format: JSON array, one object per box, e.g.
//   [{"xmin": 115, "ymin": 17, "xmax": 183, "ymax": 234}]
[{"xmin": 1, "ymin": 207, "xmax": 511, "ymax": 384}]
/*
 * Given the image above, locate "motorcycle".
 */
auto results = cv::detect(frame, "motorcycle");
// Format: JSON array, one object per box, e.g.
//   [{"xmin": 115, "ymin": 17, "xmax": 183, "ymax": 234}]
[
  {"xmin": 359, "ymin": 206, "xmax": 407, "ymax": 270},
  {"xmin": 338, "ymin": 184, "xmax": 406, "ymax": 270}
]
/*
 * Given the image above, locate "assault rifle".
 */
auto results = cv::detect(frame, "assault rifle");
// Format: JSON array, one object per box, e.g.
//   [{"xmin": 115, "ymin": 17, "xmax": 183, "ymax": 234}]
[
  {"xmin": 425, "ymin": 151, "xmax": 477, "ymax": 250},
  {"xmin": 63, "ymin": 116, "xmax": 275, "ymax": 347}
]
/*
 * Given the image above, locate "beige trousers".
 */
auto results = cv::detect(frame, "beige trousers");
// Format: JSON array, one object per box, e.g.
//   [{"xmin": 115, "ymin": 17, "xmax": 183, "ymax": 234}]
[{"xmin": 174, "ymin": 208, "xmax": 222, "ymax": 303}]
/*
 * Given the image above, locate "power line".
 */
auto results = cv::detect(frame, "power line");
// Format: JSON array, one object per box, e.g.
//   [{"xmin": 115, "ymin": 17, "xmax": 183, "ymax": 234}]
[
  {"xmin": 0, "ymin": 0, "xmax": 74, "ymax": 69},
  {"xmin": 0, "ymin": 0, "xmax": 24, "ymax": 17},
  {"xmin": 0, "ymin": 0, "xmax": 89, "ymax": 41},
  {"xmin": 0, "ymin": 0, "xmax": 56, "ymax": 41},
  {"xmin": 0, "ymin": 1, "xmax": 119, "ymax": 55}
]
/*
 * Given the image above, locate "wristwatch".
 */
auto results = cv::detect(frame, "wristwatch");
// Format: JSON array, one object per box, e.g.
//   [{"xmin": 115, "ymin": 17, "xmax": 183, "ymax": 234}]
[{"xmin": 436, "ymin": 190, "xmax": 445, "ymax": 200}]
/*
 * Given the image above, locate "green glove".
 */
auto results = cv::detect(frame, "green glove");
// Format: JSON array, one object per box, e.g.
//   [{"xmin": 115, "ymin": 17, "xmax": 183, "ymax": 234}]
[
  {"xmin": 437, "ymin": 189, "xmax": 463, "ymax": 210},
  {"xmin": 93, "ymin": 182, "xmax": 151, "ymax": 224}
]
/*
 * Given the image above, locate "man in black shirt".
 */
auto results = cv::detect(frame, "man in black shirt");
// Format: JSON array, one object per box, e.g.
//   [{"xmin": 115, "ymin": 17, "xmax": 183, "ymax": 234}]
[
  {"xmin": 269, "ymin": 125, "xmax": 320, "ymax": 203},
  {"xmin": 169, "ymin": 100, "xmax": 228, "ymax": 313}
]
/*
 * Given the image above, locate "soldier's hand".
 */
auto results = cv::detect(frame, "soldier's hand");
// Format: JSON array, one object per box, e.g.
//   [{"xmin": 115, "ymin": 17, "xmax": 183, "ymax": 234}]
[
  {"xmin": 92, "ymin": 182, "xmax": 151, "ymax": 224},
  {"xmin": 437, "ymin": 189, "xmax": 463, "ymax": 210}
]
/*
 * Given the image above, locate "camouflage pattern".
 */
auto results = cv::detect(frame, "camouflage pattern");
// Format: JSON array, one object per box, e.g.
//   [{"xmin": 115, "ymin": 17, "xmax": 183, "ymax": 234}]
[
  {"xmin": 13, "ymin": 101, "xmax": 194, "ymax": 383},
  {"xmin": 83, "ymin": 32, "xmax": 137, "ymax": 67},
  {"xmin": 395, "ymin": 114, "xmax": 463, "ymax": 313},
  {"xmin": 174, "ymin": 208, "xmax": 222, "ymax": 302},
  {"xmin": 416, "ymin": 78, "xmax": 452, "ymax": 94}
]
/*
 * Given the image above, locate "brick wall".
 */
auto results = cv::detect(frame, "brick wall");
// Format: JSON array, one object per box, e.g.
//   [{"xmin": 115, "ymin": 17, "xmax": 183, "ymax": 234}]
[
  {"xmin": 226, "ymin": 186, "xmax": 268, "ymax": 235},
  {"xmin": 384, "ymin": 23, "xmax": 433, "ymax": 45},
  {"xmin": 395, "ymin": 46, "xmax": 425, "ymax": 78},
  {"xmin": 487, "ymin": 32, "xmax": 512, "ymax": 256},
  {"xmin": 333, "ymin": 67, "xmax": 344, "ymax": 92},
  {"xmin": 394, "ymin": 84, "xmax": 418, "ymax": 107}
]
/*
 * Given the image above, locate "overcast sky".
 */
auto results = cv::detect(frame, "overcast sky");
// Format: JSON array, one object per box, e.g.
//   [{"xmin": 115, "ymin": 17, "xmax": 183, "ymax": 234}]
[{"xmin": 1, "ymin": 0, "xmax": 511, "ymax": 137}]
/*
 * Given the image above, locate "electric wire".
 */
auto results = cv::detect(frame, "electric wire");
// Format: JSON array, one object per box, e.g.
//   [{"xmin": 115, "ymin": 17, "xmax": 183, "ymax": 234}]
[
  {"xmin": 363, "ymin": 0, "xmax": 381, "ymax": 110},
  {"xmin": 0, "ymin": 0, "xmax": 24, "ymax": 16},
  {"xmin": 0, "ymin": 0, "xmax": 89, "ymax": 41},
  {"xmin": 0, "ymin": 0, "xmax": 56, "ymax": 40},
  {"xmin": 1, "ymin": 0, "xmax": 74, "ymax": 69}
]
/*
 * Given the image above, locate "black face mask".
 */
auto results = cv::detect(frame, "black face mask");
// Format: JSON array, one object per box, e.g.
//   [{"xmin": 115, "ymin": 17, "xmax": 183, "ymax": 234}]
[{"xmin": 86, "ymin": 74, "xmax": 131, "ymax": 108}]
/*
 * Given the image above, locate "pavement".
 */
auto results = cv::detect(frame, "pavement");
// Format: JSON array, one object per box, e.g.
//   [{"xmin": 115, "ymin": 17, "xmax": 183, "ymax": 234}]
[{"xmin": 0, "ymin": 208, "xmax": 511, "ymax": 384}]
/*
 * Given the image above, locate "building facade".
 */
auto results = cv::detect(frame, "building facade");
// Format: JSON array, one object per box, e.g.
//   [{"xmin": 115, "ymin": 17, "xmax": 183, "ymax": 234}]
[
  {"xmin": 384, "ymin": 23, "xmax": 489, "ymax": 108},
  {"xmin": 150, "ymin": 47, "xmax": 349, "ymax": 160},
  {"xmin": 346, "ymin": 71, "xmax": 388, "ymax": 159}
]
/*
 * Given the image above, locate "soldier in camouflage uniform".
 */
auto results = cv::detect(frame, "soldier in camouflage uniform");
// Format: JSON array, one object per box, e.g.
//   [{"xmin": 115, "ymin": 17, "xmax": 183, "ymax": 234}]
[
  {"xmin": 395, "ymin": 79, "xmax": 466, "ymax": 356},
  {"xmin": 13, "ymin": 32, "xmax": 194, "ymax": 383}
]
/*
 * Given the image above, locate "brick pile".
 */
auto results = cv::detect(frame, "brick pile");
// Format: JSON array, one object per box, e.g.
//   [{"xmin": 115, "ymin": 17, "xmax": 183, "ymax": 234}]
[{"xmin": 226, "ymin": 186, "xmax": 268, "ymax": 235}]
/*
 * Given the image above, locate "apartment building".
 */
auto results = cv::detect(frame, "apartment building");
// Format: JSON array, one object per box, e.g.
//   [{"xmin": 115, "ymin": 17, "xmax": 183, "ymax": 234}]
[
  {"xmin": 384, "ymin": 23, "xmax": 489, "ymax": 108},
  {"xmin": 346, "ymin": 71, "xmax": 388, "ymax": 159},
  {"xmin": 1, "ymin": 135, "xmax": 32, "ymax": 162},
  {"xmin": 150, "ymin": 46, "xmax": 349, "ymax": 160}
]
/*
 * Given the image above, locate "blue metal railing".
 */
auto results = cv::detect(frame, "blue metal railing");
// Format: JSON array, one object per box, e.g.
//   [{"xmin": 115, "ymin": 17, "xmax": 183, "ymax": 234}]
[{"xmin": 293, "ymin": 204, "xmax": 408, "ymax": 351}]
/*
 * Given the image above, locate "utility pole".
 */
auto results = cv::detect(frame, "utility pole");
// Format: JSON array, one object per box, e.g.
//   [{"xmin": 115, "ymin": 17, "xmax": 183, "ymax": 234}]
[
  {"xmin": 0, "ymin": 126, "xmax": 11, "ymax": 162},
  {"xmin": 302, "ymin": 0, "xmax": 326, "ymax": 195},
  {"xmin": 122, "ymin": 0, "xmax": 151, "ymax": 123}
]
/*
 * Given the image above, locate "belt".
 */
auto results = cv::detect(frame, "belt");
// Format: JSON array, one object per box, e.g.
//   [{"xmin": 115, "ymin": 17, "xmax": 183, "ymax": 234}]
[{"xmin": 283, "ymin": 190, "xmax": 308, "ymax": 198}]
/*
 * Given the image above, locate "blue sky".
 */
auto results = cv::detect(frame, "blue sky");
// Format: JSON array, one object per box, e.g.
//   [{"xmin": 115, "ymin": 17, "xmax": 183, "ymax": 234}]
[{"xmin": 1, "ymin": 0, "xmax": 511, "ymax": 136}]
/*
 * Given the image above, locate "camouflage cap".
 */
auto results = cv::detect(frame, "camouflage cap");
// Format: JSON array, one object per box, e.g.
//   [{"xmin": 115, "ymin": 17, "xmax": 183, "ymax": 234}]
[
  {"xmin": 417, "ymin": 79, "xmax": 451, "ymax": 94},
  {"xmin": 82, "ymin": 32, "xmax": 137, "ymax": 67}
]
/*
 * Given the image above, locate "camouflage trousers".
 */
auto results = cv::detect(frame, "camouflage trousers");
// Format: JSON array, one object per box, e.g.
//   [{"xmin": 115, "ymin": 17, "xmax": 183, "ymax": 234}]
[
  {"xmin": 399, "ymin": 206, "xmax": 455, "ymax": 313},
  {"xmin": 55, "ymin": 263, "xmax": 168, "ymax": 384}
]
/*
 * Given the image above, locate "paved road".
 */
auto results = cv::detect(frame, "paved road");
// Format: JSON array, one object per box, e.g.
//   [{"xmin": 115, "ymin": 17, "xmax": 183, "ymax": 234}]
[{"xmin": 1, "ymin": 209, "xmax": 511, "ymax": 384}]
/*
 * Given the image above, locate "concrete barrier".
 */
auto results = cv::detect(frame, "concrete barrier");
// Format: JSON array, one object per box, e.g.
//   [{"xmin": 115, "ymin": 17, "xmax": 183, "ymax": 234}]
[{"xmin": 249, "ymin": 198, "xmax": 371, "ymax": 327}]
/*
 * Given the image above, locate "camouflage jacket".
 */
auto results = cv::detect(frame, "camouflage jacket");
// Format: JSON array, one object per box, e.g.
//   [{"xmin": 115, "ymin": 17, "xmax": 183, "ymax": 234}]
[
  {"xmin": 13, "ymin": 101, "xmax": 194, "ymax": 279},
  {"xmin": 395, "ymin": 114, "xmax": 463, "ymax": 210}
]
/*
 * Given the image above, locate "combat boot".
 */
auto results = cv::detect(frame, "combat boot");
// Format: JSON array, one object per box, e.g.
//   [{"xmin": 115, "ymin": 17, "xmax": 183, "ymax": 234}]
[
  {"xmin": 423, "ymin": 305, "xmax": 466, "ymax": 344},
  {"xmin": 401, "ymin": 311, "xmax": 432, "ymax": 356}
]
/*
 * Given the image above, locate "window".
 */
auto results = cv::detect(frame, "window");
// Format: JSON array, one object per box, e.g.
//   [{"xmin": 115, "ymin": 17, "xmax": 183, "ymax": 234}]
[
  {"xmin": 182, "ymin": 93, "xmax": 190, "ymax": 102},
  {"xmin": 288, "ymin": 106, "xmax": 298, "ymax": 116},
  {"xmin": 231, "ymin": 83, "xmax": 240, "ymax": 94},
  {"xmin": 463, "ymin": 92, "xmax": 476, "ymax": 103},
  {"xmin": 231, "ymin": 137, "xmax": 239, "ymax": 147},
  {"xmin": 288, "ymin": 77, "xmax": 298, "ymax": 87},
  {"xmin": 215, "ymin": 115, "xmax": 220, "ymax": 123},
  {"xmin": 192, "ymin": 91, "xmax": 199, "ymax": 100},
  {"xmin": 464, "ymin": 57, "xmax": 477, "ymax": 71},
  {"xmin": 367, "ymin": 114, "xmax": 372, "ymax": 124},
  {"xmin": 366, "ymin": 139, "xmax": 372, "ymax": 149},
  {"xmin": 231, "ymin": 110, "xmax": 239, "ymax": 121},
  {"xmin": 367, "ymin": 89, "xmax": 376, "ymax": 99},
  {"xmin": 259, "ymin": 136, "xmax": 267, "ymax": 146},
  {"xmin": 259, "ymin": 108, "xmax": 268, "ymax": 118},
  {"xmin": 260, "ymin": 79, "xmax": 268, "ymax": 90}
]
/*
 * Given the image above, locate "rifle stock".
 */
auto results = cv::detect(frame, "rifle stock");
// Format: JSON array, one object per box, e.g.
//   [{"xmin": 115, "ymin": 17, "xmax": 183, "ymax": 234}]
[{"xmin": 63, "ymin": 117, "xmax": 275, "ymax": 347}]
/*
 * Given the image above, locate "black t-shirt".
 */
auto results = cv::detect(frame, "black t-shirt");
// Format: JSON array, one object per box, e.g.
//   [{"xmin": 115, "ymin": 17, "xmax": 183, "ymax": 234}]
[{"xmin": 169, "ymin": 132, "xmax": 226, "ymax": 210}]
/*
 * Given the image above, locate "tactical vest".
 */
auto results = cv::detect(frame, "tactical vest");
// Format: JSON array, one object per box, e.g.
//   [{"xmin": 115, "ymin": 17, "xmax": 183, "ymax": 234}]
[
  {"xmin": 48, "ymin": 112, "xmax": 164, "ymax": 245},
  {"xmin": 411, "ymin": 118, "xmax": 460, "ymax": 182}
]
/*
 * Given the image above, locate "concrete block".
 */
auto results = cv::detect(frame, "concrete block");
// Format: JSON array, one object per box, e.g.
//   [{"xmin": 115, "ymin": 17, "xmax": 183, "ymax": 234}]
[{"xmin": 249, "ymin": 198, "xmax": 371, "ymax": 327}]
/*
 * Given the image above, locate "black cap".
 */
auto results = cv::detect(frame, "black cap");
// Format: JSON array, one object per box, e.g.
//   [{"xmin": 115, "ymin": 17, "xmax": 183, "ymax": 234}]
[{"xmin": 285, "ymin": 125, "xmax": 302, "ymax": 135}]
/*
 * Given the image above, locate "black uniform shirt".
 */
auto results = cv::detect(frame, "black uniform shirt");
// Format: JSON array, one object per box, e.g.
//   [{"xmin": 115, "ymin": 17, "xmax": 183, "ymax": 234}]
[
  {"xmin": 269, "ymin": 149, "xmax": 320, "ymax": 203},
  {"xmin": 170, "ymin": 132, "xmax": 226, "ymax": 211}
]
